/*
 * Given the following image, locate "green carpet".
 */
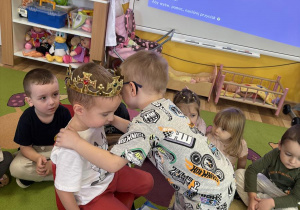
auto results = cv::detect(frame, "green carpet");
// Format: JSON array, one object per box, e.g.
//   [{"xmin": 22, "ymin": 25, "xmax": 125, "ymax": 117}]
[{"xmin": 0, "ymin": 67, "xmax": 288, "ymax": 209}]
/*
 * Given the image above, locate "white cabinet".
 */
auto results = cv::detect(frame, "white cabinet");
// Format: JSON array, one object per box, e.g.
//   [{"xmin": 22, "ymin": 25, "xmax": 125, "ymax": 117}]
[{"xmin": 2, "ymin": 0, "xmax": 109, "ymax": 67}]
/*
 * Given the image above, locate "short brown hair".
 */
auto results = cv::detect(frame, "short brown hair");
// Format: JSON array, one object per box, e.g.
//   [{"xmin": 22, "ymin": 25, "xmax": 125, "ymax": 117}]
[
  {"xmin": 23, "ymin": 68, "xmax": 57, "ymax": 97},
  {"xmin": 67, "ymin": 62, "xmax": 117, "ymax": 109},
  {"xmin": 120, "ymin": 51, "xmax": 169, "ymax": 94},
  {"xmin": 213, "ymin": 107, "xmax": 246, "ymax": 157},
  {"xmin": 281, "ymin": 124, "xmax": 300, "ymax": 145}
]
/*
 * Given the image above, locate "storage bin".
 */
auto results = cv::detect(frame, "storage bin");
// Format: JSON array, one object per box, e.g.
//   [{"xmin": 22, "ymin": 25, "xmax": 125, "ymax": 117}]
[{"xmin": 27, "ymin": 1, "xmax": 67, "ymax": 28}]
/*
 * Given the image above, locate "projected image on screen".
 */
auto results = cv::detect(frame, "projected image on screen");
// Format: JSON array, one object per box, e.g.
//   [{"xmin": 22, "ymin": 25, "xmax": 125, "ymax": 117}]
[{"xmin": 149, "ymin": 0, "xmax": 300, "ymax": 48}]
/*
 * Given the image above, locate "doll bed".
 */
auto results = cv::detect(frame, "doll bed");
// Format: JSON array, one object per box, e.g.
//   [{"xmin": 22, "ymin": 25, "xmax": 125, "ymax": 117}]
[
  {"xmin": 214, "ymin": 65, "xmax": 288, "ymax": 116},
  {"xmin": 167, "ymin": 65, "xmax": 217, "ymax": 101}
]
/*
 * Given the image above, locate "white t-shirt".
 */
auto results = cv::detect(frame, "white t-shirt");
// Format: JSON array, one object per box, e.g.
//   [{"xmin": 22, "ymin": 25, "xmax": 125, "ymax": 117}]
[{"xmin": 51, "ymin": 127, "xmax": 114, "ymax": 205}]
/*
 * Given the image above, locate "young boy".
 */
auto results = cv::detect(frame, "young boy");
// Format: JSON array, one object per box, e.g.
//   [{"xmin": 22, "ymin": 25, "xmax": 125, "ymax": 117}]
[
  {"xmin": 55, "ymin": 51, "xmax": 236, "ymax": 209},
  {"xmin": 235, "ymin": 124, "xmax": 300, "ymax": 210},
  {"xmin": 51, "ymin": 63, "xmax": 153, "ymax": 209},
  {"xmin": 9, "ymin": 68, "xmax": 71, "ymax": 188}
]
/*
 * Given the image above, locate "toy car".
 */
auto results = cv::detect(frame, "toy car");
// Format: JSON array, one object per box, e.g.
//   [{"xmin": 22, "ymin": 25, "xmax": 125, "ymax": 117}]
[{"xmin": 18, "ymin": 5, "xmax": 28, "ymax": 18}]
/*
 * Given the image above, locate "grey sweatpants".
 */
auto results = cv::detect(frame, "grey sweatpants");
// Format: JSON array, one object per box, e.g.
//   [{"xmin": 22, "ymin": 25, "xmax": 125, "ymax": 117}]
[{"xmin": 235, "ymin": 169, "xmax": 298, "ymax": 210}]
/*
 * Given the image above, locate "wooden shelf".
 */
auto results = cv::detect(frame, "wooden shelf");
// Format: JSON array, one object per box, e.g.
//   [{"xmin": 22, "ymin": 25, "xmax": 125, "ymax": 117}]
[
  {"xmin": 13, "ymin": 17, "xmax": 92, "ymax": 38},
  {"xmin": 14, "ymin": 51, "xmax": 82, "ymax": 68},
  {"xmin": 1, "ymin": 0, "xmax": 109, "ymax": 67}
]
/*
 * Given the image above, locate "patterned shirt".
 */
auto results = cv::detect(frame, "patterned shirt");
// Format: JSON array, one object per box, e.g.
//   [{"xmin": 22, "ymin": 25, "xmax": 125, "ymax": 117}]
[{"xmin": 111, "ymin": 98, "xmax": 235, "ymax": 209}]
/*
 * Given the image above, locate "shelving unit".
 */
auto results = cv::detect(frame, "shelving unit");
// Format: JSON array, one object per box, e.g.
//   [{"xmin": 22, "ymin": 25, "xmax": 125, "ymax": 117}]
[{"xmin": 1, "ymin": 0, "xmax": 109, "ymax": 67}]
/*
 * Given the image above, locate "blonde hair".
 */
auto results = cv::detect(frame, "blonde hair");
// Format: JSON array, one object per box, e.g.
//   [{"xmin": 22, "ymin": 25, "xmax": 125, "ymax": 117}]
[
  {"xmin": 120, "ymin": 51, "xmax": 169, "ymax": 94},
  {"xmin": 67, "ymin": 62, "xmax": 116, "ymax": 109},
  {"xmin": 173, "ymin": 88, "xmax": 200, "ymax": 114},
  {"xmin": 213, "ymin": 107, "xmax": 246, "ymax": 157}
]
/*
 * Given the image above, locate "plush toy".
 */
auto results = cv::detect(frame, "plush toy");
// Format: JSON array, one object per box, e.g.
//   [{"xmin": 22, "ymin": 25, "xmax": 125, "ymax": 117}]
[
  {"xmin": 25, "ymin": 27, "xmax": 49, "ymax": 49},
  {"xmin": 63, "ymin": 37, "xmax": 90, "ymax": 63},
  {"xmin": 46, "ymin": 31, "xmax": 69, "ymax": 63},
  {"xmin": 69, "ymin": 36, "xmax": 81, "ymax": 51},
  {"xmin": 22, "ymin": 34, "xmax": 56, "ymax": 57}
]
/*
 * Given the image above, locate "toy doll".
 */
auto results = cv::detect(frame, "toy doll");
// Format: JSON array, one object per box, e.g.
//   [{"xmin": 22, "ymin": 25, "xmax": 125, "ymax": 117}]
[
  {"xmin": 69, "ymin": 36, "xmax": 81, "ymax": 51},
  {"xmin": 46, "ymin": 31, "xmax": 69, "ymax": 63},
  {"xmin": 22, "ymin": 34, "xmax": 55, "ymax": 57},
  {"xmin": 63, "ymin": 37, "xmax": 90, "ymax": 63},
  {"xmin": 25, "ymin": 27, "xmax": 49, "ymax": 49}
]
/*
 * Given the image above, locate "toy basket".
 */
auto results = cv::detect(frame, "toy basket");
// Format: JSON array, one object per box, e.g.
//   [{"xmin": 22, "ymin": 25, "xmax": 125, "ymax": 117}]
[{"xmin": 27, "ymin": 0, "xmax": 67, "ymax": 28}]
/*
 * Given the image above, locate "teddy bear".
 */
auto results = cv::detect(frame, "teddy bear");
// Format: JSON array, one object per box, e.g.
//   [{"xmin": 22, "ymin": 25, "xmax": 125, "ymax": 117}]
[
  {"xmin": 63, "ymin": 37, "xmax": 90, "ymax": 63},
  {"xmin": 46, "ymin": 31, "xmax": 69, "ymax": 63},
  {"xmin": 25, "ymin": 27, "xmax": 49, "ymax": 49}
]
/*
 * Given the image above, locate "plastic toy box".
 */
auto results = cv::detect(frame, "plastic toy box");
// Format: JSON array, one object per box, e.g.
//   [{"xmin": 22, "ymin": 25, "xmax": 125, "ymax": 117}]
[{"xmin": 27, "ymin": 1, "xmax": 67, "ymax": 28}]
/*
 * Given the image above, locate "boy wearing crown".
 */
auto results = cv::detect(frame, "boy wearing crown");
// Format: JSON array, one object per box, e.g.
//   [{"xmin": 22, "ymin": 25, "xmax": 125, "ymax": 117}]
[
  {"xmin": 10, "ymin": 68, "xmax": 71, "ymax": 188},
  {"xmin": 50, "ymin": 63, "xmax": 153, "ymax": 209},
  {"xmin": 55, "ymin": 51, "xmax": 236, "ymax": 209}
]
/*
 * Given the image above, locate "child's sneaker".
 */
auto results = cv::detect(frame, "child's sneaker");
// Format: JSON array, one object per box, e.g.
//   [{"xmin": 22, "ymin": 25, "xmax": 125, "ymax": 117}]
[
  {"xmin": 16, "ymin": 178, "xmax": 34, "ymax": 188},
  {"xmin": 0, "ymin": 174, "xmax": 9, "ymax": 187}
]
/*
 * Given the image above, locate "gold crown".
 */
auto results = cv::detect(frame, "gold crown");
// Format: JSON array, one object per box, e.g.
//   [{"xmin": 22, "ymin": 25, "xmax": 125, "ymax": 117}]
[{"xmin": 65, "ymin": 66, "xmax": 123, "ymax": 97}]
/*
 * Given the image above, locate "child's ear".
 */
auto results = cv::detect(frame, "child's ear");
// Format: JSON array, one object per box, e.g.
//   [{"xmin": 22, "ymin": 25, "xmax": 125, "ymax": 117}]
[
  {"xmin": 129, "ymin": 82, "xmax": 138, "ymax": 97},
  {"xmin": 73, "ymin": 104, "xmax": 84, "ymax": 115},
  {"xmin": 278, "ymin": 140, "xmax": 282, "ymax": 150},
  {"xmin": 25, "ymin": 97, "xmax": 34, "ymax": 107}
]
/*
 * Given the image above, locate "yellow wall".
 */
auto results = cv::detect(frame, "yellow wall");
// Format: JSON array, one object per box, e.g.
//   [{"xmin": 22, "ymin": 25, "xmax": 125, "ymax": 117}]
[{"xmin": 135, "ymin": 30, "xmax": 300, "ymax": 103}]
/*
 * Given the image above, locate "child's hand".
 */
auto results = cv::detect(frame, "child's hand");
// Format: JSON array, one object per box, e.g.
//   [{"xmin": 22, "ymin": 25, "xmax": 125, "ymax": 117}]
[
  {"xmin": 43, "ymin": 160, "xmax": 52, "ymax": 176},
  {"xmin": 36, "ymin": 155, "xmax": 48, "ymax": 176},
  {"xmin": 247, "ymin": 193, "xmax": 260, "ymax": 210},
  {"xmin": 55, "ymin": 128, "xmax": 80, "ymax": 150},
  {"xmin": 255, "ymin": 198, "xmax": 275, "ymax": 210}
]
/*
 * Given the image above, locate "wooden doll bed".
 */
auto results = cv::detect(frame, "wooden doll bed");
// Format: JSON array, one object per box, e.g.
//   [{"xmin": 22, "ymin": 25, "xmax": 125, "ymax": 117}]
[
  {"xmin": 214, "ymin": 65, "xmax": 288, "ymax": 116},
  {"xmin": 167, "ymin": 65, "xmax": 217, "ymax": 101}
]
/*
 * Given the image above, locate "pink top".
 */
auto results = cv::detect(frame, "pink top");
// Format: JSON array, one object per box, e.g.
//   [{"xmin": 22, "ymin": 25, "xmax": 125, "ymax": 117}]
[
  {"xmin": 195, "ymin": 117, "xmax": 207, "ymax": 135},
  {"xmin": 209, "ymin": 138, "xmax": 248, "ymax": 169}
]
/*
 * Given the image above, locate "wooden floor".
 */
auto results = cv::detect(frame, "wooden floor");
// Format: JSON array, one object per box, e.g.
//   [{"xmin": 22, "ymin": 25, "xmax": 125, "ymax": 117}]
[{"xmin": 0, "ymin": 46, "xmax": 296, "ymax": 128}]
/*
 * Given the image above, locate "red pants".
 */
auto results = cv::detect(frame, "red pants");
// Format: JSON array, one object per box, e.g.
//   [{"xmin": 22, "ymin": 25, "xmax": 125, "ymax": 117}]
[{"xmin": 80, "ymin": 165, "xmax": 154, "ymax": 210}]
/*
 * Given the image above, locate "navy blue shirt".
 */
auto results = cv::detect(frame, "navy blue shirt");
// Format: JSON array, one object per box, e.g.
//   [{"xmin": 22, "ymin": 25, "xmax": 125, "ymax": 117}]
[{"xmin": 14, "ymin": 105, "xmax": 71, "ymax": 146}]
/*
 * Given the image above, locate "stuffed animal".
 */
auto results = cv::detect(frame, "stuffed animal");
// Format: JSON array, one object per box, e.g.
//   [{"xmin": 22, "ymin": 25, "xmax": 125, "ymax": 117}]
[
  {"xmin": 25, "ymin": 27, "xmax": 49, "ymax": 49},
  {"xmin": 23, "ymin": 34, "xmax": 56, "ymax": 57},
  {"xmin": 46, "ymin": 31, "xmax": 69, "ymax": 63},
  {"xmin": 63, "ymin": 37, "xmax": 90, "ymax": 63},
  {"xmin": 22, "ymin": 35, "xmax": 55, "ymax": 57}
]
